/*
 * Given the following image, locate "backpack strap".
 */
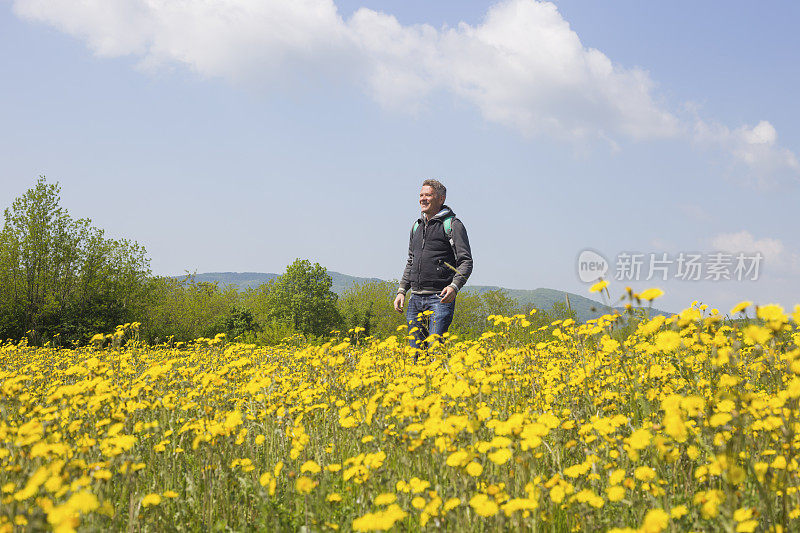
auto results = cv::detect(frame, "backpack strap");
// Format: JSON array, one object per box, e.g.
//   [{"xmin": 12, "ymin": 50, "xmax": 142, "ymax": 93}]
[
  {"xmin": 443, "ymin": 215, "xmax": 456, "ymax": 258},
  {"xmin": 413, "ymin": 216, "xmax": 457, "ymax": 257}
]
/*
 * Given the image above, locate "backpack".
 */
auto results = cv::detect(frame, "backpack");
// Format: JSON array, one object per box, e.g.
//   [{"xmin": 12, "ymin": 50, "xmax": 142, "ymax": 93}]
[{"xmin": 412, "ymin": 215, "xmax": 457, "ymax": 258}]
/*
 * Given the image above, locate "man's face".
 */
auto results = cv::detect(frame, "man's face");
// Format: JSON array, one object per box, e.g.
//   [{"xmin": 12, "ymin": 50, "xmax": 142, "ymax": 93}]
[{"xmin": 419, "ymin": 185, "xmax": 444, "ymax": 216}]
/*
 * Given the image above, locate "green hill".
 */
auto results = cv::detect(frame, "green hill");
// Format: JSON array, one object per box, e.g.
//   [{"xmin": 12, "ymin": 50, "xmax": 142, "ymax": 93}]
[
  {"xmin": 173, "ymin": 271, "xmax": 383, "ymax": 295},
  {"xmin": 173, "ymin": 272, "xmax": 671, "ymax": 322}
]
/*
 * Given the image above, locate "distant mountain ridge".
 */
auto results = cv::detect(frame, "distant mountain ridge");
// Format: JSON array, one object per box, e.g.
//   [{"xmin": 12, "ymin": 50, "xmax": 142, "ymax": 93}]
[
  {"xmin": 172, "ymin": 271, "xmax": 671, "ymax": 323},
  {"xmin": 172, "ymin": 271, "xmax": 383, "ymax": 295}
]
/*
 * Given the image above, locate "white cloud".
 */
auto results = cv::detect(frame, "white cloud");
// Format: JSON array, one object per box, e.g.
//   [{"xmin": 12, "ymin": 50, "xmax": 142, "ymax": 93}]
[
  {"xmin": 694, "ymin": 120, "xmax": 799, "ymax": 185},
  {"xmin": 711, "ymin": 230, "xmax": 800, "ymax": 274},
  {"xmin": 12, "ymin": 0, "xmax": 799, "ymax": 178},
  {"xmin": 349, "ymin": 1, "xmax": 679, "ymax": 140},
  {"xmin": 13, "ymin": 0, "xmax": 354, "ymax": 83}
]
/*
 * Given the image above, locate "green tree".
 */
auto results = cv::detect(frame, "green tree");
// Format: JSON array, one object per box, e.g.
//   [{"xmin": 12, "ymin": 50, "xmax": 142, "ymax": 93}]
[
  {"xmin": 338, "ymin": 280, "xmax": 405, "ymax": 339},
  {"xmin": 264, "ymin": 259, "xmax": 341, "ymax": 337},
  {"xmin": 0, "ymin": 177, "xmax": 150, "ymax": 343},
  {"xmin": 138, "ymin": 276, "xmax": 240, "ymax": 343},
  {"xmin": 215, "ymin": 306, "xmax": 260, "ymax": 340},
  {"xmin": 448, "ymin": 289, "xmax": 523, "ymax": 339},
  {"xmin": 240, "ymin": 280, "xmax": 274, "ymax": 327}
]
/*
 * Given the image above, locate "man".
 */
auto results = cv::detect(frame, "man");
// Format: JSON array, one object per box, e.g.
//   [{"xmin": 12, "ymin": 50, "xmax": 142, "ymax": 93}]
[{"xmin": 394, "ymin": 179, "xmax": 473, "ymax": 351}]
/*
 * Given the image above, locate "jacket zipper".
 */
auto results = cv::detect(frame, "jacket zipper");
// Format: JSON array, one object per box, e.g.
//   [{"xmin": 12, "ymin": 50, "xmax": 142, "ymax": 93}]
[{"xmin": 416, "ymin": 218, "xmax": 426, "ymax": 287}]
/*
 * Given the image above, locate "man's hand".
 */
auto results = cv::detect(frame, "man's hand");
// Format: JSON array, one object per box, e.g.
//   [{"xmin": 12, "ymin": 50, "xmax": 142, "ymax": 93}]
[
  {"xmin": 394, "ymin": 293, "xmax": 405, "ymax": 313},
  {"xmin": 439, "ymin": 286, "xmax": 456, "ymax": 303}
]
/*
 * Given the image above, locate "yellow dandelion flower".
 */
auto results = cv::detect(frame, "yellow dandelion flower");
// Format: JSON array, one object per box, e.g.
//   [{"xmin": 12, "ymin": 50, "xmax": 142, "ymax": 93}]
[
  {"xmin": 295, "ymin": 476, "xmax": 316, "ymax": 494},
  {"xmin": 301, "ymin": 460, "xmax": 321, "ymax": 474},
  {"xmin": 730, "ymin": 301, "xmax": 752, "ymax": 314},
  {"xmin": 638, "ymin": 288, "xmax": 664, "ymax": 301},
  {"xmin": 446, "ymin": 450, "xmax": 470, "ymax": 467},
  {"xmin": 634, "ymin": 466, "xmax": 656, "ymax": 482},
  {"xmin": 374, "ymin": 493, "xmax": 396, "ymax": 506},
  {"xmin": 141, "ymin": 494, "xmax": 161, "ymax": 507},
  {"xmin": 607, "ymin": 486, "xmax": 625, "ymax": 502},
  {"xmin": 443, "ymin": 498, "xmax": 461, "ymax": 512},
  {"xmin": 465, "ymin": 462, "xmax": 483, "ymax": 477},
  {"xmin": 550, "ymin": 485, "xmax": 565, "ymax": 504},
  {"xmin": 469, "ymin": 494, "xmax": 499, "ymax": 517},
  {"xmin": 670, "ymin": 505, "xmax": 688, "ymax": 518},
  {"xmin": 488, "ymin": 448, "xmax": 512, "ymax": 465},
  {"xmin": 640, "ymin": 509, "xmax": 669, "ymax": 533},
  {"xmin": 589, "ymin": 280, "xmax": 608, "ymax": 293}
]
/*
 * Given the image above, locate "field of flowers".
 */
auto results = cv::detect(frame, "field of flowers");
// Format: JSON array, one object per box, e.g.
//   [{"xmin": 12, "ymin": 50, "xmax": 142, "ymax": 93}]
[{"xmin": 2, "ymin": 297, "xmax": 800, "ymax": 532}]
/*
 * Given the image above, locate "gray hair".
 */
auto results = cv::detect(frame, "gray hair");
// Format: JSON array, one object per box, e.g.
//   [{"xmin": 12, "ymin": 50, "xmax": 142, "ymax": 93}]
[{"xmin": 422, "ymin": 179, "xmax": 446, "ymax": 201}]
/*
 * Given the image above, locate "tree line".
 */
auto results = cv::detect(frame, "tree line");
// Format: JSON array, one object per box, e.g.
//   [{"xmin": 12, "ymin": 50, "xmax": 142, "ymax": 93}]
[{"xmin": 0, "ymin": 178, "xmax": 574, "ymax": 346}]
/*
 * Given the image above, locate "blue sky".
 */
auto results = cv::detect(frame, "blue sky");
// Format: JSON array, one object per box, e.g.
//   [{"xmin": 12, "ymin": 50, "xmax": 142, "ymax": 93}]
[{"xmin": 1, "ymin": 0, "xmax": 798, "ymax": 314}]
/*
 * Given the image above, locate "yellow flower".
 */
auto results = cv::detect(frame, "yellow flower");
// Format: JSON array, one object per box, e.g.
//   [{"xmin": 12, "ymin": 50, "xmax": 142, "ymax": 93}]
[
  {"xmin": 709, "ymin": 413, "xmax": 732, "ymax": 427},
  {"xmin": 670, "ymin": 505, "xmax": 688, "ymax": 518},
  {"xmin": 628, "ymin": 428, "xmax": 652, "ymax": 450},
  {"xmin": 141, "ymin": 494, "xmax": 162, "ymax": 507},
  {"xmin": 742, "ymin": 325, "xmax": 772, "ymax": 345},
  {"xmin": 640, "ymin": 509, "xmax": 669, "ymax": 533},
  {"xmin": 443, "ymin": 498, "xmax": 461, "ymax": 512},
  {"xmin": 609, "ymin": 469, "xmax": 626, "ymax": 485},
  {"xmin": 730, "ymin": 301, "xmax": 752, "ymax": 314},
  {"xmin": 68, "ymin": 491, "xmax": 99, "ymax": 513},
  {"xmin": 352, "ymin": 504, "xmax": 407, "ymax": 531},
  {"xmin": 411, "ymin": 497, "xmax": 426, "ymax": 509},
  {"xmin": 374, "ymin": 493, "xmax": 396, "ymax": 506},
  {"xmin": 469, "ymin": 494, "xmax": 499, "ymax": 517},
  {"xmin": 563, "ymin": 462, "xmax": 590, "ymax": 478},
  {"xmin": 446, "ymin": 450, "xmax": 469, "ymax": 467},
  {"xmin": 589, "ymin": 280, "xmax": 608, "ymax": 293},
  {"xmin": 163, "ymin": 491, "xmax": 178, "ymax": 498},
  {"xmin": 501, "ymin": 497, "xmax": 539, "ymax": 516},
  {"xmin": 788, "ymin": 377, "xmax": 800, "ymax": 398},
  {"xmin": 550, "ymin": 485, "xmax": 565, "ymax": 504},
  {"xmin": 654, "ymin": 331, "xmax": 681, "ymax": 352},
  {"xmin": 634, "ymin": 466, "xmax": 656, "ymax": 482},
  {"xmin": 295, "ymin": 476, "xmax": 316, "ymax": 494},
  {"xmin": 607, "ymin": 486, "xmax": 625, "ymax": 502},
  {"xmin": 757, "ymin": 304, "xmax": 788, "ymax": 330},
  {"xmin": 465, "ymin": 462, "xmax": 483, "ymax": 477},
  {"xmin": 638, "ymin": 288, "xmax": 664, "ymax": 301},
  {"xmin": 92, "ymin": 469, "xmax": 113, "ymax": 481},
  {"xmin": 488, "ymin": 448, "xmax": 512, "ymax": 465},
  {"xmin": 736, "ymin": 521, "xmax": 758, "ymax": 533},
  {"xmin": 301, "ymin": 460, "xmax": 321, "ymax": 474},
  {"xmin": 771, "ymin": 456, "xmax": 787, "ymax": 469},
  {"xmin": 663, "ymin": 412, "xmax": 687, "ymax": 442},
  {"xmin": 327, "ymin": 493, "xmax": 342, "ymax": 503}
]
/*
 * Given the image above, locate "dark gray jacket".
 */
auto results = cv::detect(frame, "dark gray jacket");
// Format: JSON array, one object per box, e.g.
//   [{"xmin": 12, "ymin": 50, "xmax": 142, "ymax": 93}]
[{"xmin": 398, "ymin": 206, "xmax": 473, "ymax": 295}]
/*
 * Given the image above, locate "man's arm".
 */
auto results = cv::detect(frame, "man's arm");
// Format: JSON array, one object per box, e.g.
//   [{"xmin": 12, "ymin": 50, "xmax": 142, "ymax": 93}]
[
  {"xmin": 398, "ymin": 227, "xmax": 414, "ymax": 294},
  {"xmin": 446, "ymin": 218, "xmax": 473, "ymax": 292}
]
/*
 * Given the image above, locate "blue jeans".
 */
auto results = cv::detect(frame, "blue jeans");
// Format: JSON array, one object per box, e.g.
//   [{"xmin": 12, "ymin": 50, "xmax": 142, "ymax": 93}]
[{"xmin": 406, "ymin": 293, "xmax": 456, "ymax": 351}]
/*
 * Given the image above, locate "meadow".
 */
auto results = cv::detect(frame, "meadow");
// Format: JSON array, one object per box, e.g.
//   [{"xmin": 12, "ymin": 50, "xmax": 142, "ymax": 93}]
[{"xmin": 1, "ymin": 295, "xmax": 799, "ymax": 532}]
